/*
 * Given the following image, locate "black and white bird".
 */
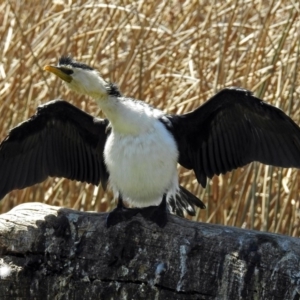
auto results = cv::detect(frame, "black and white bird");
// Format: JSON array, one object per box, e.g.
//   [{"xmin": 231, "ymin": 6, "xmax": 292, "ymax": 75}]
[{"xmin": 1, "ymin": 56, "xmax": 300, "ymax": 227}]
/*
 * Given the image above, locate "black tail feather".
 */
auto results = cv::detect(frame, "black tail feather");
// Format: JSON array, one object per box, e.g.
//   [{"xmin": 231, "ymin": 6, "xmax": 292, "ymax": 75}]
[{"xmin": 168, "ymin": 185, "xmax": 206, "ymax": 217}]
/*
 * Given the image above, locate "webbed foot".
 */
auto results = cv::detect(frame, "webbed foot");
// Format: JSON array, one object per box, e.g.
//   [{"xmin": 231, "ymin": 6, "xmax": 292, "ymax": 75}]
[
  {"xmin": 140, "ymin": 196, "xmax": 168, "ymax": 228},
  {"xmin": 106, "ymin": 197, "xmax": 140, "ymax": 227}
]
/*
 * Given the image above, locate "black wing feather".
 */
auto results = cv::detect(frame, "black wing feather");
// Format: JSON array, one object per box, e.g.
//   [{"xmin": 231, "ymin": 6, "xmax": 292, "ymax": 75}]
[
  {"xmin": 166, "ymin": 87, "xmax": 300, "ymax": 188},
  {"xmin": 0, "ymin": 100, "xmax": 109, "ymax": 199}
]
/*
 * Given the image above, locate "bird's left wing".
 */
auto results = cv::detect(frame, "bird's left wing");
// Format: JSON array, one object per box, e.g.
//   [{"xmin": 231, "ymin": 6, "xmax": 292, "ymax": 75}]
[
  {"xmin": 0, "ymin": 100, "xmax": 109, "ymax": 199},
  {"xmin": 163, "ymin": 88, "xmax": 300, "ymax": 188}
]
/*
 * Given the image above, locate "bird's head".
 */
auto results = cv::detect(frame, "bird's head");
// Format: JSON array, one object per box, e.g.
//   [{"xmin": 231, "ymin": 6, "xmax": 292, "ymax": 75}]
[{"xmin": 44, "ymin": 56, "xmax": 111, "ymax": 99}]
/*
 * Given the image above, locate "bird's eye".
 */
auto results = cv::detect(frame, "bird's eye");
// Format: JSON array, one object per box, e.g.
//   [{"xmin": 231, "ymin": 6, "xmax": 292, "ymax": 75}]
[{"xmin": 60, "ymin": 67, "xmax": 74, "ymax": 75}]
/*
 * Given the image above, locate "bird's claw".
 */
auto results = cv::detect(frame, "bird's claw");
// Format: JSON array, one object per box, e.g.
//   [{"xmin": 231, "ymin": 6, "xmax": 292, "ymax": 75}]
[
  {"xmin": 106, "ymin": 195, "xmax": 168, "ymax": 228},
  {"xmin": 106, "ymin": 206, "xmax": 141, "ymax": 227},
  {"xmin": 139, "ymin": 205, "xmax": 168, "ymax": 228}
]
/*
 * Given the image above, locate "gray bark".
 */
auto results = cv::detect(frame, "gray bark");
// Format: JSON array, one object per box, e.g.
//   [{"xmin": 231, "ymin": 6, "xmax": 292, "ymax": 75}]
[{"xmin": 0, "ymin": 202, "xmax": 299, "ymax": 300}]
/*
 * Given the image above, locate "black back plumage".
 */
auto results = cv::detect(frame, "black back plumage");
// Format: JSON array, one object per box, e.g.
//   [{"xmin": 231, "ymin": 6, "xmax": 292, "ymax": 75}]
[
  {"xmin": 165, "ymin": 88, "xmax": 300, "ymax": 187},
  {"xmin": 0, "ymin": 100, "xmax": 109, "ymax": 199}
]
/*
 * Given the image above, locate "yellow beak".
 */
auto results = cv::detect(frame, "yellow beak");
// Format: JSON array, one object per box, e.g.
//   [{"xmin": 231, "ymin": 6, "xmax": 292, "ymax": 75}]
[{"xmin": 44, "ymin": 65, "xmax": 72, "ymax": 83}]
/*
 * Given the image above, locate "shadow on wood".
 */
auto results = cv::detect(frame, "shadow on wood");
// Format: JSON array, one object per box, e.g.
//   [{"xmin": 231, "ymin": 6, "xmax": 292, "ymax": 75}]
[{"xmin": 0, "ymin": 203, "xmax": 299, "ymax": 299}]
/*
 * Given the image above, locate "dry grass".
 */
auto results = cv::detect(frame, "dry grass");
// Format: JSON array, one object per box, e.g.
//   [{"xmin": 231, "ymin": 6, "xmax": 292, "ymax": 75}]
[{"xmin": 0, "ymin": 0, "xmax": 300, "ymax": 236}]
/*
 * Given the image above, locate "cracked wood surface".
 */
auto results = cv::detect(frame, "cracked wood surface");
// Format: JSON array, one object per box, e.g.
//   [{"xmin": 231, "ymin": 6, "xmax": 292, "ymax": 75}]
[{"xmin": 0, "ymin": 202, "xmax": 300, "ymax": 300}]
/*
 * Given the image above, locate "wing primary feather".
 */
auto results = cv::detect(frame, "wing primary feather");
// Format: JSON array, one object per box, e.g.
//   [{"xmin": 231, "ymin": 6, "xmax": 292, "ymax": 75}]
[
  {"xmin": 201, "ymin": 141, "xmax": 210, "ymax": 177},
  {"xmin": 86, "ymin": 145, "xmax": 94, "ymax": 184},
  {"xmin": 282, "ymin": 134, "xmax": 300, "ymax": 166},
  {"xmin": 233, "ymin": 124, "xmax": 246, "ymax": 166},
  {"xmin": 226, "ymin": 128, "xmax": 240, "ymax": 169},
  {"xmin": 66, "ymin": 135, "xmax": 74, "ymax": 179},
  {"xmin": 69, "ymin": 138, "xmax": 76, "ymax": 180},
  {"xmin": 0, "ymin": 159, "xmax": 10, "ymax": 197},
  {"xmin": 213, "ymin": 135, "xmax": 224, "ymax": 175},
  {"xmin": 76, "ymin": 143, "xmax": 84, "ymax": 180},
  {"xmin": 257, "ymin": 129, "xmax": 272, "ymax": 163},
  {"xmin": 218, "ymin": 132, "xmax": 230, "ymax": 173},
  {"xmin": 195, "ymin": 149, "xmax": 202, "ymax": 179},
  {"xmin": 8, "ymin": 154, "xmax": 24, "ymax": 191},
  {"xmin": 80, "ymin": 141, "xmax": 88, "ymax": 182},
  {"xmin": 278, "ymin": 135, "xmax": 294, "ymax": 166},
  {"xmin": 74, "ymin": 147, "xmax": 81, "ymax": 180},
  {"xmin": 222, "ymin": 132, "xmax": 234, "ymax": 168},
  {"xmin": 207, "ymin": 138, "xmax": 216, "ymax": 176},
  {"xmin": 267, "ymin": 133, "xmax": 285, "ymax": 166},
  {"xmin": 20, "ymin": 148, "xmax": 35, "ymax": 188},
  {"xmin": 35, "ymin": 145, "xmax": 48, "ymax": 185},
  {"xmin": 46, "ymin": 128, "xmax": 57, "ymax": 176}
]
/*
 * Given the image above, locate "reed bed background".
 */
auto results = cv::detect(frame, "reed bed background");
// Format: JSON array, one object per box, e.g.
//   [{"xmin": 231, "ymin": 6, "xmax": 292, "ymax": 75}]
[{"xmin": 0, "ymin": 0, "xmax": 300, "ymax": 236}]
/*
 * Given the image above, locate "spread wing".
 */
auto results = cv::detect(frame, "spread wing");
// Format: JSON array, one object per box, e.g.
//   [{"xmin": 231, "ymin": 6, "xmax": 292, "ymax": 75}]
[
  {"xmin": 0, "ymin": 100, "xmax": 109, "ymax": 199},
  {"xmin": 165, "ymin": 87, "xmax": 300, "ymax": 187}
]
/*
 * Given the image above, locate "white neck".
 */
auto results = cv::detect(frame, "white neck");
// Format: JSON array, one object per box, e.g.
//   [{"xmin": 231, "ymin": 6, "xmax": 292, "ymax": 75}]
[
  {"xmin": 68, "ymin": 69, "xmax": 164, "ymax": 134},
  {"xmin": 94, "ymin": 95, "xmax": 160, "ymax": 135}
]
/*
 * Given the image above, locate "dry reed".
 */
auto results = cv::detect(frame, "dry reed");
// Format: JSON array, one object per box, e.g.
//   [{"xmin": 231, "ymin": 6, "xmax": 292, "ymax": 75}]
[{"xmin": 0, "ymin": 0, "xmax": 300, "ymax": 236}]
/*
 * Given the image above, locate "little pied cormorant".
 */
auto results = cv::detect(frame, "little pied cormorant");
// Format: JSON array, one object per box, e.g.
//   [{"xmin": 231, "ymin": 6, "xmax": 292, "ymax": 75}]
[{"xmin": 1, "ymin": 56, "xmax": 300, "ymax": 227}]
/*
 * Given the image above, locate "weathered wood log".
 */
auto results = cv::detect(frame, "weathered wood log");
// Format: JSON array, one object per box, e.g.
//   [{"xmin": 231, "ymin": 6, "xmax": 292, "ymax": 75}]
[{"xmin": 0, "ymin": 202, "xmax": 299, "ymax": 299}]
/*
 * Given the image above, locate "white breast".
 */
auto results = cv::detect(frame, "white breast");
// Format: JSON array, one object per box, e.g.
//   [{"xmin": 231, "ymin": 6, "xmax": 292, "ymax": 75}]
[{"xmin": 104, "ymin": 120, "xmax": 179, "ymax": 207}]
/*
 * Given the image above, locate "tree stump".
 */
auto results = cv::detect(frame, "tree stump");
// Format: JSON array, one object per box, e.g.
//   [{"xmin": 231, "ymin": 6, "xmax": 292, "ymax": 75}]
[{"xmin": 0, "ymin": 202, "xmax": 299, "ymax": 299}]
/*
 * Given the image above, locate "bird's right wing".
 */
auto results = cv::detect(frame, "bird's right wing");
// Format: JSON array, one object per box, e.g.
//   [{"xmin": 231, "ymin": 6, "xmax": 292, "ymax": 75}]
[
  {"xmin": 164, "ymin": 88, "xmax": 300, "ymax": 188},
  {"xmin": 0, "ymin": 100, "xmax": 109, "ymax": 199}
]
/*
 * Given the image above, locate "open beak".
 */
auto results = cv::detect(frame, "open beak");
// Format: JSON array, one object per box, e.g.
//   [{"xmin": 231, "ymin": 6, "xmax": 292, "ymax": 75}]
[{"xmin": 44, "ymin": 65, "xmax": 72, "ymax": 83}]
